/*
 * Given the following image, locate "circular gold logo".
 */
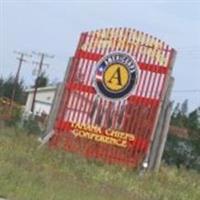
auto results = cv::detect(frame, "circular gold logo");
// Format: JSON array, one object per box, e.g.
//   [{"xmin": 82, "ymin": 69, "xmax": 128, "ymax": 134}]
[
  {"xmin": 103, "ymin": 63, "xmax": 129, "ymax": 92},
  {"xmin": 95, "ymin": 52, "xmax": 139, "ymax": 100}
]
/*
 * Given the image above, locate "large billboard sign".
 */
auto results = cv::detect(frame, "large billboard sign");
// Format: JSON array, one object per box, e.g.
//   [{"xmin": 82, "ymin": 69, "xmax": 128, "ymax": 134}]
[{"xmin": 49, "ymin": 28, "xmax": 176, "ymax": 168}]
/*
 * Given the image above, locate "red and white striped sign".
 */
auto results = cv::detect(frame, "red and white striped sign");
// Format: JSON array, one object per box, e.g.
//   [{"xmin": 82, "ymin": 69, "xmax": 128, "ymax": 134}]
[{"xmin": 50, "ymin": 28, "xmax": 175, "ymax": 168}]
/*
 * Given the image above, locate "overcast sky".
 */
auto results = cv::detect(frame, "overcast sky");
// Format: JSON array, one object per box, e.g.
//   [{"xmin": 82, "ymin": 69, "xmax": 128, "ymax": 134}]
[{"xmin": 0, "ymin": 0, "xmax": 200, "ymax": 110}]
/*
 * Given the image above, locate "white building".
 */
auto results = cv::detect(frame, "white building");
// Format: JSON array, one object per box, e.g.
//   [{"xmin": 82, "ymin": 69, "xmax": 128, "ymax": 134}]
[{"xmin": 25, "ymin": 86, "xmax": 57, "ymax": 116}]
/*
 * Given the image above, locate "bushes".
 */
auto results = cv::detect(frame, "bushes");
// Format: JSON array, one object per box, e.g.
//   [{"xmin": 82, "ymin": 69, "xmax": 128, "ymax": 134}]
[
  {"xmin": 163, "ymin": 134, "xmax": 200, "ymax": 171},
  {"xmin": 164, "ymin": 102, "xmax": 200, "ymax": 171},
  {"xmin": 2, "ymin": 107, "xmax": 42, "ymax": 136},
  {"xmin": 23, "ymin": 114, "xmax": 42, "ymax": 135},
  {"xmin": 4, "ymin": 107, "xmax": 22, "ymax": 127}
]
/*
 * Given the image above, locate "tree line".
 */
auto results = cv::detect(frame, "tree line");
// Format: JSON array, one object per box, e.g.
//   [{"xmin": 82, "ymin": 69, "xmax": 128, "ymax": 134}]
[
  {"xmin": 0, "ymin": 73, "xmax": 48, "ymax": 104},
  {"xmin": 163, "ymin": 100, "xmax": 200, "ymax": 171}
]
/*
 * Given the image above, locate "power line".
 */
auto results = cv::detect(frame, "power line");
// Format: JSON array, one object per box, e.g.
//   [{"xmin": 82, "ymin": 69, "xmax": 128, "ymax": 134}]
[
  {"xmin": 172, "ymin": 90, "xmax": 200, "ymax": 93},
  {"xmin": 31, "ymin": 51, "xmax": 54, "ymax": 113}
]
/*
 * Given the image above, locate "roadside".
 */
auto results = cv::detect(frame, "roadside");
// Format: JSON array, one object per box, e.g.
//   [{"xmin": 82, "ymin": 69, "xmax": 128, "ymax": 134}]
[{"xmin": 0, "ymin": 127, "xmax": 200, "ymax": 200}]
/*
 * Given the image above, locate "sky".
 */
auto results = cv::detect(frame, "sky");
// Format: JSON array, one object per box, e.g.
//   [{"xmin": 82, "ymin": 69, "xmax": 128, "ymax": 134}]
[{"xmin": 0, "ymin": 0, "xmax": 200, "ymax": 110}]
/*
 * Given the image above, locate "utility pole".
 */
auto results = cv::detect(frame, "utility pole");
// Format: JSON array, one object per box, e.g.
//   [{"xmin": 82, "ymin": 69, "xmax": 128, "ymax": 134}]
[
  {"xmin": 31, "ymin": 51, "xmax": 54, "ymax": 113},
  {"xmin": 10, "ymin": 51, "xmax": 31, "ymax": 114}
]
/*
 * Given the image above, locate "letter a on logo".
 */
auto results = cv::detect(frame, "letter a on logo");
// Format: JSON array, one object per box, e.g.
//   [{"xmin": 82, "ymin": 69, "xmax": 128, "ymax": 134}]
[
  {"xmin": 104, "ymin": 64, "xmax": 129, "ymax": 92},
  {"xmin": 108, "ymin": 67, "xmax": 122, "ymax": 86}
]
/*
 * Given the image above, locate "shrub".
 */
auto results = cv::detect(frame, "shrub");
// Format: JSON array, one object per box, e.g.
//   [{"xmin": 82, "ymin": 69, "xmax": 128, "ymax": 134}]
[
  {"xmin": 23, "ymin": 114, "xmax": 42, "ymax": 135},
  {"xmin": 163, "ymin": 134, "xmax": 200, "ymax": 171}
]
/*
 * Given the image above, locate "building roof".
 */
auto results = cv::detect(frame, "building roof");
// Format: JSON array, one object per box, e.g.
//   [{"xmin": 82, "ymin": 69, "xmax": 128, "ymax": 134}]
[{"xmin": 26, "ymin": 85, "xmax": 57, "ymax": 93}]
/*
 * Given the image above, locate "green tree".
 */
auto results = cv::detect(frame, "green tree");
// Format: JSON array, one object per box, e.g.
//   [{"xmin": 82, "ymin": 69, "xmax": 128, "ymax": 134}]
[
  {"xmin": 164, "ymin": 104, "xmax": 200, "ymax": 171},
  {"xmin": 0, "ymin": 75, "xmax": 25, "ymax": 104},
  {"xmin": 0, "ymin": 77, "xmax": 4, "ymax": 97},
  {"xmin": 35, "ymin": 72, "xmax": 48, "ymax": 88},
  {"xmin": 171, "ymin": 100, "xmax": 188, "ymax": 128},
  {"xmin": 181, "ymin": 99, "xmax": 188, "ymax": 116},
  {"xmin": 188, "ymin": 108, "xmax": 200, "ymax": 131}
]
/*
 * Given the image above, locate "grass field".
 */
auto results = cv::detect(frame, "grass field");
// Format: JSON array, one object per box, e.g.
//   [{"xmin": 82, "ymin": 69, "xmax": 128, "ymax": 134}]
[{"xmin": 0, "ymin": 127, "xmax": 200, "ymax": 200}]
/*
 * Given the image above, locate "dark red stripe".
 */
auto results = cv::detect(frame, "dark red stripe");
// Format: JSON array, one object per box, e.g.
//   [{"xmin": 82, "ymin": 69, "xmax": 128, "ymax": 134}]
[
  {"xmin": 76, "ymin": 49, "xmax": 168, "ymax": 74},
  {"xmin": 67, "ymin": 82, "xmax": 159, "ymax": 106},
  {"xmin": 127, "ymin": 96, "xmax": 159, "ymax": 107},
  {"xmin": 66, "ymin": 82, "xmax": 96, "ymax": 94}
]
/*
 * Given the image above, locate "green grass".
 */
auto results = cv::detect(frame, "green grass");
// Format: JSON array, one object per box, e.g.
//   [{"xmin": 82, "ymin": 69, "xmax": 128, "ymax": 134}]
[{"xmin": 0, "ymin": 127, "xmax": 200, "ymax": 200}]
